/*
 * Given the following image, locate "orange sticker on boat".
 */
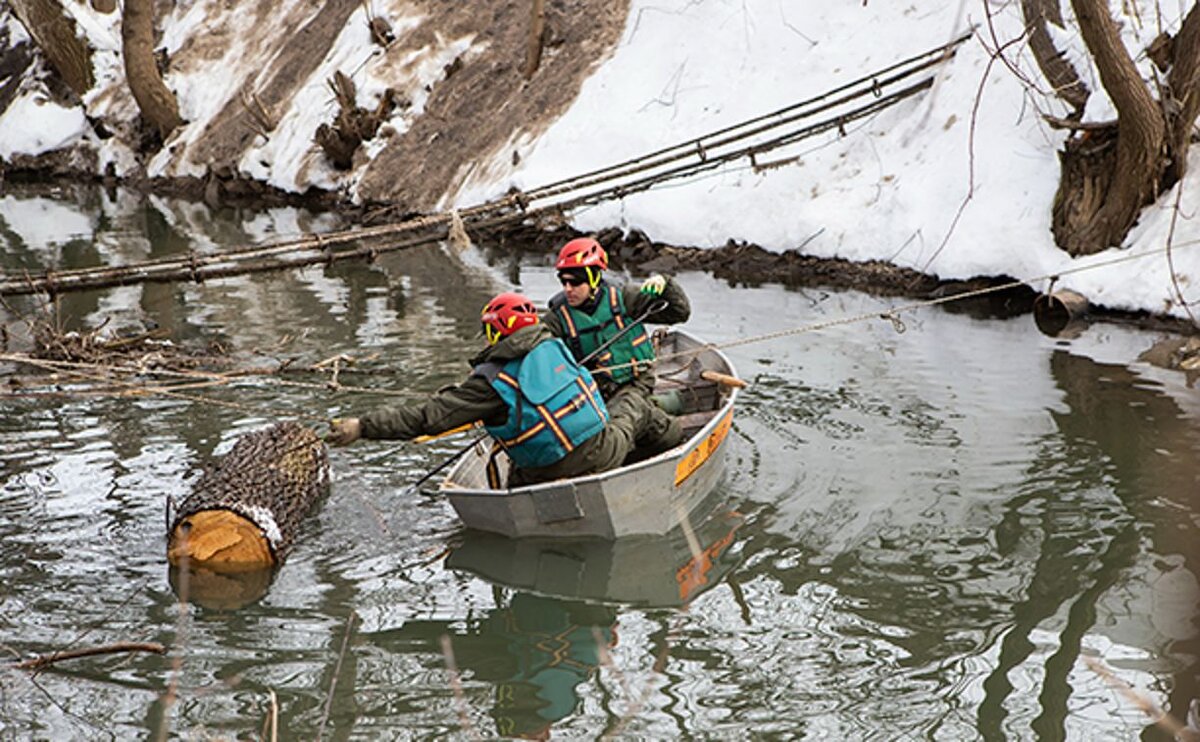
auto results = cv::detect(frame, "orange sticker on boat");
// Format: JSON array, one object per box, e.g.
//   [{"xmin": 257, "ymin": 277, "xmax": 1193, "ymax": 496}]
[{"xmin": 674, "ymin": 409, "xmax": 732, "ymax": 486}]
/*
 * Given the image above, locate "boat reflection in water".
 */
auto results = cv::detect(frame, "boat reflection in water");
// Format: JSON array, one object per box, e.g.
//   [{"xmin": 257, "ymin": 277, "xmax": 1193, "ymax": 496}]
[
  {"xmin": 436, "ymin": 508, "xmax": 744, "ymax": 738},
  {"xmin": 446, "ymin": 508, "xmax": 744, "ymax": 609}
]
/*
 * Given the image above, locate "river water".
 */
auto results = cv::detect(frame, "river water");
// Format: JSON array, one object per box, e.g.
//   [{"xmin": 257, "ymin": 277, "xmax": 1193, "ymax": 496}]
[{"xmin": 1, "ymin": 185, "xmax": 1197, "ymax": 740}]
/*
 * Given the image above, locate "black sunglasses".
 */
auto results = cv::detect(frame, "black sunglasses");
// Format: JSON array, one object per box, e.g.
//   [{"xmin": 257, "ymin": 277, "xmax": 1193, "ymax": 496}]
[{"xmin": 558, "ymin": 274, "xmax": 588, "ymax": 287}]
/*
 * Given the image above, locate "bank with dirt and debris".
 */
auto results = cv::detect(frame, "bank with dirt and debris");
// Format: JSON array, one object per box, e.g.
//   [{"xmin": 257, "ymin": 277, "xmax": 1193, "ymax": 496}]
[{"xmin": 2, "ymin": 1, "xmax": 1199, "ymax": 334}]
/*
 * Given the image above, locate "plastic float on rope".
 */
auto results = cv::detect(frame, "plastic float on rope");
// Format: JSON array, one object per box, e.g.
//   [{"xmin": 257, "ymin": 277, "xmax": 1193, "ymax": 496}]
[{"xmin": 1033, "ymin": 289, "xmax": 1089, "ymax": 338}]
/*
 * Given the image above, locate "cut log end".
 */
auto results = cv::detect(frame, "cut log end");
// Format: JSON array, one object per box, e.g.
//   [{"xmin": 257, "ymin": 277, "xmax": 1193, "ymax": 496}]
[{"xmin": 167, "ymin": 509, "xmax": 275, "ymax": 569}]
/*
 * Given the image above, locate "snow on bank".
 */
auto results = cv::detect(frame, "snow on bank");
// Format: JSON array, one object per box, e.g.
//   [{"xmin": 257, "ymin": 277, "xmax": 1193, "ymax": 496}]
[
  {"xmin": 0, "ymin": 90, "xmax": 86, "ymax": 158},
  {"xmin": 456, "ymin": 0, "xmax": 1200, "ymax": 322},
  {"xmin": 1, "ymin": 1, "xmax": 1198, "ymax": 320}
]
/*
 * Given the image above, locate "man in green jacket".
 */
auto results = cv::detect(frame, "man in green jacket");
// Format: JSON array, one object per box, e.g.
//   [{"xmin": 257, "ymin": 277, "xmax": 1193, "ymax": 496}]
[
  {"xmin": 326, "ymin": 292, "xmax": 658, "ymax": 487},
  {"xmin": 542, "ymin": 237, "xmax": 690, "ymax": 458}
]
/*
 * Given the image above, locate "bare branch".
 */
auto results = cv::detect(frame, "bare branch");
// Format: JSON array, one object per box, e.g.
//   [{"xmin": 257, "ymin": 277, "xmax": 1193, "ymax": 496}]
[
  {"xmin": 1021, "ymin": 0, "xmax": 1090, "ymax": 112},
  {"xmin": 12, "ymin": 642, "xmax": 166, "ymax": 671}
]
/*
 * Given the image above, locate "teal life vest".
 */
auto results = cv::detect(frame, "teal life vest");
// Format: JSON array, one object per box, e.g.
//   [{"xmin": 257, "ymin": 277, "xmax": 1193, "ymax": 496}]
[
  {"xmin": 476, "ymin": 338, "xmax": 608, "ymax": 470},
  {"xmin": 550, "ymin": 283, "xmax": 655, "ymax": 386}
]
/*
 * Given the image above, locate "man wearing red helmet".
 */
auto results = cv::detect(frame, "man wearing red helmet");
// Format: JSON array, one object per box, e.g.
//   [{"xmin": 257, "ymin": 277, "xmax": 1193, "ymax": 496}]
[
  {"xmin": 326, "ymin": 292, "xmax": 660, "ymax": 486},
  {"xmin": 543, "ymin": 237, "xmax": 691, "ymax": 457}
]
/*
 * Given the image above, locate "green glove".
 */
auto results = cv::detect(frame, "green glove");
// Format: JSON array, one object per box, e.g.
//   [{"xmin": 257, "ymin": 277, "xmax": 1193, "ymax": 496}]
[{"xmin": 640, "ymin": 274, "xmax": 666, "ymax": 296}]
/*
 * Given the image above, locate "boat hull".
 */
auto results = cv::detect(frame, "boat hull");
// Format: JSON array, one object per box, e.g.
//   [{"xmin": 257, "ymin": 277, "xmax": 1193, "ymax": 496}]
[{"xmin": 440, "ymin": 330, "xmax": 738, "ymax": 539}]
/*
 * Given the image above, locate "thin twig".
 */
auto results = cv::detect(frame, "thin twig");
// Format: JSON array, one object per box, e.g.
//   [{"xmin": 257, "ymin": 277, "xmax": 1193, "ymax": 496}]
[
  {"xmin": 919, "ymin": 24, "xmax": 1026, "ymax": 275},
  {"xmin": 601, "ymin": 616, "xmax": 675, "ymax": 740},
  {"xmin": 316, "ymin": 612, "xmax": 358, "ymax": 742},
  {"xmin": 155, "ymin": 551, "xmax": 191, "ymax": 742},
  {"xmin": 1083, "ymin": 656, "xmax": 1188, "ymax": 738},
  {"xmin": 440, "ymin": 635, "xmax": 481, "ymax": 740},
  {"xmin": 13, "ymin": 642, "xmax": 166, "ymax": 670},
  {"xmin": 264, "ymin": 688, "xmax": 279, "ymax": 742},
  {"xmin": 1164, "ymin": 180, "xmax": 1199, "ymax": 325}
]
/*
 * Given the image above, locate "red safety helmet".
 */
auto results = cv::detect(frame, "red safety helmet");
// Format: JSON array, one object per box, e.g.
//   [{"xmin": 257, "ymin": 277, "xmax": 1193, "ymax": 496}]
[
  {"xmin": 555, "ymin": 237, "xmax": 608, "ymax": 271},
  {"xmin": 481, "ymin": 292, "xmax": 539, "ymax": 344}
]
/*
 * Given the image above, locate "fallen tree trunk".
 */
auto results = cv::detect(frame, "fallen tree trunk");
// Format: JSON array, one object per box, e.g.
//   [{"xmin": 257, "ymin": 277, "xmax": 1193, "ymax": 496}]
[{"xmin": 167, "ymin": 422, "xmax": 330, "ymax": 570}]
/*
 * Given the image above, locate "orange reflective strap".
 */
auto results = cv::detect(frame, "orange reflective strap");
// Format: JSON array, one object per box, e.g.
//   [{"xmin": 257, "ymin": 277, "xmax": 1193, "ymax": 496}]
[
  {"xmin": 557, "ymin": 305, "xmax": 578, "ymax": 337},
  {"xmin": 503, "ymin": 420, "xmax": 546, "ymax": 447},
  {"xmin": 536, "ymin": 404, "xmax": 574, "ymax": 451},
  {"xmin": 575, "ymin": 377, "xmax": 606, "ymax": 420}
]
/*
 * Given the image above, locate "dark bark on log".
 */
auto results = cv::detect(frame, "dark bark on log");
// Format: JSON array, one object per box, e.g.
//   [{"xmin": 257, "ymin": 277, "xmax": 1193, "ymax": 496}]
[
  {"xmin": 8, "ymin": 0, "xmax": 93, "ymax": 97},
  {"xmin": 1051, "ymin": 125, "xmax": 1118, "ymax": 249},
  {"xmin": 121, "ymin": 0, "xmax": 182, "ymax": 138},
  {"xmin": 1052, "ymin": 0, "xmax": 1166, "ymax": 255},
  {"xmin": 1021, "ymin": 0, "xmax": 1089, "ymax": 114}
]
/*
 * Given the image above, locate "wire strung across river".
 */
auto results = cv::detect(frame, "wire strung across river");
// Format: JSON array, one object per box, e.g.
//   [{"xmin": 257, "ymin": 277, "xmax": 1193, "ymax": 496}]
[
  {"xmin": 0, "ymin": 34, "xmax": 971, "ymax": 297},
  {"xmin": 602, "ymin": 237, "xmax": 1200, "ymax": 375}
]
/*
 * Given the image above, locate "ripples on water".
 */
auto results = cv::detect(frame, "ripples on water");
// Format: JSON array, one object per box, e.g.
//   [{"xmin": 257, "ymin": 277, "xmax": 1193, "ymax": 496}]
[{"xmin": 1, "ymin": 188, "xmax": 1197, "ymax": 739}]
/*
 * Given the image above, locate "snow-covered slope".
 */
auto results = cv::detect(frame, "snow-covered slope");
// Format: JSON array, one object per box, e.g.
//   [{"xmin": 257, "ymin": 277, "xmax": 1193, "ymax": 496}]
[{"xmin": 1, "ymin": 0, "xmax": 1198, "ymax": 320}]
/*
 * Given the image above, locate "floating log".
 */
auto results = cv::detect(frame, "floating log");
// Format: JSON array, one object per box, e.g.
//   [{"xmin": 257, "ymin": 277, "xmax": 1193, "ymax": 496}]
[{"xmin": 167, "ymin": 422, "xmax": 330, "ymax": 571}]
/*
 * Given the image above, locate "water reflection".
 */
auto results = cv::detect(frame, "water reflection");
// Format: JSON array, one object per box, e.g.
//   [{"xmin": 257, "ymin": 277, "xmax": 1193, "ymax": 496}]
[
  {"xmin": 167, "ymin": 562, "xmax": 276, "ymax": 611},
  {"xmin": 369, "ymin": 593, "xmax": 617, "ymax": 740},
  {"xmin": 445, "ymin": 509, "xmax": 743, "ymax": 609},
  {"xmin": 1044, "ymin": 348, "xmax": 1200, "ymax": 735},
  {"xmin": 2, "ymin": 184, "xmax": 1199, "ymax": 739}
]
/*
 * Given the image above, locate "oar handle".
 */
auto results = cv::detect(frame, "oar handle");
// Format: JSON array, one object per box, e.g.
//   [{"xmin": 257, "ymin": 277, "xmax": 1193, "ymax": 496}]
[
  {"xmin": 700, "ymin": 370, "xmax": 747, "ymax": 388},
  {"xmin": 412, "ymin": 420, "xmax": 481, "ymax": 444}
]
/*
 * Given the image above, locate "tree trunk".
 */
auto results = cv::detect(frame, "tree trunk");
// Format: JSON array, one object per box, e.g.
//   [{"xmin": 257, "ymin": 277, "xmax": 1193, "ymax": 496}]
[
  {"xmin": 1020, "ymin": 0, "xmax": 1089, "ymax": 115},
  {"xmin": 8, "ymin": 0, "xmax": 93, "ymax": 97},
  {"xmin": 1052, "ymin": 0, "xmax": 1166, "ymax": 255},
  {"xmin": 1164, "ymin": 5, "xmax": 1200, "ymax": 184},
  {"xmin": 1051, "ymin": 124, "xmax": 1118, "ymax": 249},
  {"xmin": 121, "ymin": 0, "xmax": 182, "ymax": 139}
]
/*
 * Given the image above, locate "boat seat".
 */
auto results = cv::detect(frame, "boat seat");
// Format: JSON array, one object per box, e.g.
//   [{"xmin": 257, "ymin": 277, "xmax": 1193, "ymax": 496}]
[{"xmin": 675, "ymin": 410, "xmax": 719, "ymax": 438}]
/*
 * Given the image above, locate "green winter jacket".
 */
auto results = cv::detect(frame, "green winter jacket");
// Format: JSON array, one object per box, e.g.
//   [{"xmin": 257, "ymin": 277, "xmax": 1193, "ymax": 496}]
[{"xmin": 359, "ymin": 324, "xmax": 644, "ymax": 485}]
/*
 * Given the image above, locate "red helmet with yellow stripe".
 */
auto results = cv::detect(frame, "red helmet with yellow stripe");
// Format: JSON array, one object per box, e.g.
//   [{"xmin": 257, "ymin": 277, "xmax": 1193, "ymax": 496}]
[
  {"xmin": 481, "ymin": 292, "xmax": 539, "ymax": 344},
  {"xmin": 555, "ymin": 237, "xmax": 608, "ymax": 271}
]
